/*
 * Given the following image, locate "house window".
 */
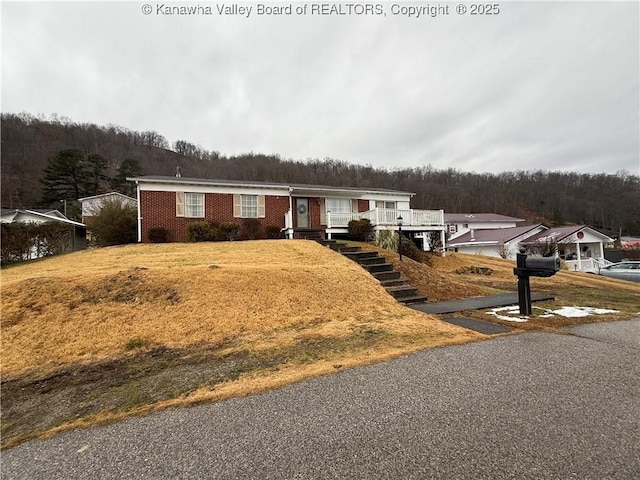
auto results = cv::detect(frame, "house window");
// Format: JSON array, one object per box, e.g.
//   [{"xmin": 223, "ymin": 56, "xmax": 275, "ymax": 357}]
[
  {"xmin": 241, "ymin": 195, "xmax": 258, "ymax": 218},
  {"xmin": 185, "ymin": 193, "xmax": 204, "ymax": 218},
  {"xmin": 375, "ymin": 201, "xmax": 397, "ymax": 209},
  {"xmin": 326, "ymin": 198, "xmax": 352, "ymax": 213},
  {"xmin": 233, "ymin": 194, "xmax": 265, "ymax": 218},
  {"xmin": 176, "ymin": 192, "xmax": 204, "ymax": 218},
  {"xmin": 449, "ymin": 225, "xmax": 457, "ymax": 234}
]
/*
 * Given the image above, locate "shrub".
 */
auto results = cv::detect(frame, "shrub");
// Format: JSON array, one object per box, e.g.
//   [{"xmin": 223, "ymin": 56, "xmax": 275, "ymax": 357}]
[
  {"xmin": 33, "ymin": 222, "xmax": 72, "ymax": 256},
  {"xmin": 1, "ymin": 222, "xmax": 73, "ymax": 265},
  {"xmin": 86, "ymin": 199, "xmax": 137, "ymax": 246},
  {"xmin": 241, "ymin": 218, "xmax": 263, "ymax": 240},
  {"xmin": 220, "ymin": 222, "xmax": 240, "ymax": 241},
  {"xmin": 347, "ymin": 218, "xmax": 373, "ymax": 242},
  {"xmin": 265, "ymin": 224, "xmax": 283, "ymax": 239},
  {"xmin": 1, "ymin": 223, "xmax": 34, "ymax": 264},
  {"xmin": 208, "ymin": 221, "xmax": 224, "ymax": 241},
  {"xmin": 186, "ymin": 221, "xmax": 215, "ymax": 242},
  {"xmin": 399, "ymin": 235, "xmax": 424, "ymax": 263},
  {"xmin": 148, "ymin": 227, "xmax": 170, "ymax": 243},
  {"xmin": 374, "ymin": 230, "xmax": 398, "ymax": 251}
]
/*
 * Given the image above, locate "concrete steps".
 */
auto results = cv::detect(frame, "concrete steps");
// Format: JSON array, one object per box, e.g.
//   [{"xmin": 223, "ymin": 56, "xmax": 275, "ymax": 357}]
[{"xmin": 318, "ymin": 240, "xmax": 427, "ymax": 304}]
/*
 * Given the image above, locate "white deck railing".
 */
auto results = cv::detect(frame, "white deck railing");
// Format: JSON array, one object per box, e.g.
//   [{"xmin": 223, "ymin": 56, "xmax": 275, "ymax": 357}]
[
  {"xmin": 326, "ymin": 212, "xmax": 363, "ymax": 228},
  {"xmin": 327, "ymin": 208, "xmax": 444, "ymax": 228},
  {"xmin": 564, "ymin": 257, "xmax": 613, "ymax": 272}
]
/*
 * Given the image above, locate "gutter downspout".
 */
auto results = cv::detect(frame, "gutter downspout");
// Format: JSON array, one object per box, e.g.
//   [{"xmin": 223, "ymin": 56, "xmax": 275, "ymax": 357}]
[
  {"xmin": 136, "ymin": 181, "xmax": 142, "ymax": 243},
  {"xmin": 288, "ymin": 187, "xmax": 294, "ymax": 239}
]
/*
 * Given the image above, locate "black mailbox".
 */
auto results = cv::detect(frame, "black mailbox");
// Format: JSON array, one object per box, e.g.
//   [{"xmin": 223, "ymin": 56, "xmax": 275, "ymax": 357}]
[
  {"xmin": 523, "ymin": 257, "xmax": 561, "ymax": 277},
  {"xmin": 513, "ymin": 251, "xmax": 560, "ymax": 315}
]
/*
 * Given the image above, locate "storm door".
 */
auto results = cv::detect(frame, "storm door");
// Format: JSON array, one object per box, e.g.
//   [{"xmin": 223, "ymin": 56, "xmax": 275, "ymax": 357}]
[{"xmin": 295, "ymin": 198, "xmax": 310, "ymax": 228}]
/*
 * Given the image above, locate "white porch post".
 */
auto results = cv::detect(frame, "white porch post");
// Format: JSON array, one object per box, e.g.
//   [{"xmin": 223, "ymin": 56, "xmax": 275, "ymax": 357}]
[
  {"xmin": 327, "ymin": 211, "xmax": 332, "ymax": 229},
  {"xmin": 576, "ymin": 241, "xmax": 582, "ymax": 271},
  {"xmin": 598, "ymin": 242, "xmax": 604, "ymax": 260},
  {"xmin": 440, "ymin": 230, "xmax": 446, "ymax": 257}
]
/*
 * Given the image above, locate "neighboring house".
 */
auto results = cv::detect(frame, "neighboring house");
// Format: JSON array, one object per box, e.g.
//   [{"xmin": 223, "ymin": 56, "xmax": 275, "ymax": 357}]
[
  {"xmin": 445, "ymin": 213, "xmax": 525, "ymax": 240},
  {"xmin": 0, "ymin": 208, "xmax": 87, "ymax": 254},
  {"xmin": 78, "ymin": 192, "xmax": 137, "ymax": 224},
  {"xmin": 446, "ymin": 224, "xmax": 547, "ymax": 259},
  {"xmin": 522, "ymin": 226, "xmax": 614, "ymax": 272},
  {"xmin": 447, "ymin": 222, "xmax": 614, "ymax": 272},
  {"xmin": 127, "ymin": 176, "xmax": 446, "ymax": 249}
]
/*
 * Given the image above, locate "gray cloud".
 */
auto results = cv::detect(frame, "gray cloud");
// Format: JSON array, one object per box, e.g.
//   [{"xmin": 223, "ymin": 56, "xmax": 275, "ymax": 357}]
[{"xmin": 2, "ymin": 1, "xmax": 638, "ymax": 175}]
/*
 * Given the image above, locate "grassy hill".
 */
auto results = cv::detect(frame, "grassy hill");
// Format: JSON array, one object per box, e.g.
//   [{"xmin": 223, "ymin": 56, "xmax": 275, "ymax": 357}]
[
  {"xmin": 1, "ymin": 240, "xmax": 481, "ymax": 447},
  {"xmin": 2, "ymin": 240, "xmax": 638, "ymax": 448}
]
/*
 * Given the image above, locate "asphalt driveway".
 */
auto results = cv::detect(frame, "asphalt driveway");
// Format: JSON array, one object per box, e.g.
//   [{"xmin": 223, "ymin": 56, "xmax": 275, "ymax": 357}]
[{"xmin": 3, "ymin": 319, "xmax": 638, "ymax": 479}]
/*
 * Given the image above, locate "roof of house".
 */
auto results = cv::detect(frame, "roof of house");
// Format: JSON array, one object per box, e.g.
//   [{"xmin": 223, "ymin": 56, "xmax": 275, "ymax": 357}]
[
  {"xmin": 447, "ymin": 224, "xmax": 545, "ymax": 246},
  {"xmin": 127, "ymin": 176, "xmax": 415, "ymax": 196},
  {"xmin": 78, "ymin": 192, "xmax": 137, "ymax": 202},
  {"xmin": 523, "ymin": 225, "xmax": 614, "ymax": 243},
  {"xmin": 1, "ymin": 209, "xmax": 86, "ymax": 227},
  {"xmin": 444, "ymin": 213, "xmax": 525, "ymax": 224},
  {"xmin": 2, "ymin": 208, "xmax": 64, "ymax": 217}
]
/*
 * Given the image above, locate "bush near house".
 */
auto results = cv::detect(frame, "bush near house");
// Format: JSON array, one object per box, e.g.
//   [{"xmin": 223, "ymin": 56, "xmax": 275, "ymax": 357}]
[
  {"xmin": 87, "ymin": 200, "xmax": 137, "ymax": 246},
  {"xmin": 186, "ymin": 221, "xmax": 216, "ymax": 242},
  {"xmin": 375, "ymin": 230, "xmax": 398, "ymax": 251},
  {"xmin": 1, "ymin": 222, "xmax": 72, "ymax": 265},
  {"xmin": 265, "ymin": 224, "xmax": 283, "ymax": 239},
  {"xmin": 348, "ymin": 219, "xmax": 373, "ymax": 242},
  {"xmin": 148, "ymin": 227, "xmax": 171, "ymax": 243},
  {"xmin": 399, "ymin": 235, "xmax": 424, "ymax": 263},
  {"xmin": 220, "ymin": 222, "xmax": 240, "ymax": 241},
  {"xmin": 241, "ymin": 218, "xmax": 263, "ymax": 240}
]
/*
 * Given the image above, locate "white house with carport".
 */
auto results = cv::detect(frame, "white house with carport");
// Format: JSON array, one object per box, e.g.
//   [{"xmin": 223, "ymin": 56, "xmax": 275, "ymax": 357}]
[
  {"xmin": 445, "ymin": 213, "xmax": 525, "ymax": 240},
  {"xmin": 446, "ymin": 224, "xmax": 547, "ymax": 259},
  {"xmin": 0, "ymin": 208, "xmax": 87, "ymax": 255}
]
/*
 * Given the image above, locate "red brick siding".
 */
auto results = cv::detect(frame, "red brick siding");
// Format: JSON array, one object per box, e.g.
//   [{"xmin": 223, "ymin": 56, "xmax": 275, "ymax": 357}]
[
  {"xmin": 141, "ymin": 191, "xmax": 289, "ymax": 242},
  {"xmin": 309, "ymin": 197, "xmax": 321, "ymax": 229},
  {"xmin": 357, "ymin": 199, "xmax": 369, "ymax": 212}
]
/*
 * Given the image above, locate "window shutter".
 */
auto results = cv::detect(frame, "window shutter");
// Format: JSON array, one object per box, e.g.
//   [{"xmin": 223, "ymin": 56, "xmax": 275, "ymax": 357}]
[
  {"xmin": 351, "ymin": 199, "xmax": 358, "ymax": 212},
  {"xmin": 319, "ymin": 198, "xmax": 326, "ymax": 225},
  {"xmin": 257, "ymin": 195, "xmax": 265, "ymax": 218},
  {"xmin": 176, "ymin": 192, "xmax": 185, "ymax": 217},
  {"xmin": 233, "ymin": 194, "xmax": 242, "ymax": 218}
]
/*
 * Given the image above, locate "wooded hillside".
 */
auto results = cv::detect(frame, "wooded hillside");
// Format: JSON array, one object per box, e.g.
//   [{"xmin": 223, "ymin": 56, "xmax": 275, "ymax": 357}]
[{"xmin": 2, "ymin": 112, "xmax": 638, "ymax": 235}]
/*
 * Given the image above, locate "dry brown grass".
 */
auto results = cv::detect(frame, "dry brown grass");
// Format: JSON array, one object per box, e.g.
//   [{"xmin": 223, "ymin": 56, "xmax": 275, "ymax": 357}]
[
  {"xmin": 1, "ymin": 240, "xmax": 480, "ymax": 378},
  {"xmin": 2, "ymin": 240, "xmax": 487, "ymax": 448},
  {"xmin": 3, "ymin": 240, "xmax": 638, "ymax": 448}
]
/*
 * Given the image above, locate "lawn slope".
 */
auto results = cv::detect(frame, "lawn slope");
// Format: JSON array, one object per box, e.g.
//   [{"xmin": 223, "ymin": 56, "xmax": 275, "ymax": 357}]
[{"xmin": 1, "ymin": 240, "xmax": 482, "ymax": 447}]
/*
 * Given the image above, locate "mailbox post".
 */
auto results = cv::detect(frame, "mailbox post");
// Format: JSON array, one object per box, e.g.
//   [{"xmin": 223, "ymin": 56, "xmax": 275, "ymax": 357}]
[{"xmin": 513, "ymin": 250, "xmax": 560, "ymax": 315}]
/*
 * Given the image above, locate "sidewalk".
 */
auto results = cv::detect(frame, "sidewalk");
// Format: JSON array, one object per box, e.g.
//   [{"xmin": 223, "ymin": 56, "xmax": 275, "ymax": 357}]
[{"xmin": 409, "ymin": 292, "xmax": 554, "ymax": 315}]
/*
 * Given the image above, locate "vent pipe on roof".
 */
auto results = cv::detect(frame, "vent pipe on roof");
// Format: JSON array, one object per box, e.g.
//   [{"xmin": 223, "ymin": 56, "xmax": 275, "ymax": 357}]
[
  {"xmin": 470, "ymin": 228, "xmax": 475, "ymax": 241},
  {"xmin": 176, "ymin": 166, "xmax": 182, "ymax": 178}
]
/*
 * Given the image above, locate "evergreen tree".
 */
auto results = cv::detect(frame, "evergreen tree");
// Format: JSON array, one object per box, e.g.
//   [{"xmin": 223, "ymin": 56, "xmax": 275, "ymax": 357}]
[
  {"xmin": 110, "ymin": 158, "xmax": 143, "ymax": 197},
  {"xmin": 40, "ymin": 149, "xmax": 108, "ymax": 207},
  {"xmin": 83, "ymin": 154, "xmax": 108, "ymax": 197},
  {"xmin": 40, "ymin": 149, "xmax": 88, "ymax": 205}
]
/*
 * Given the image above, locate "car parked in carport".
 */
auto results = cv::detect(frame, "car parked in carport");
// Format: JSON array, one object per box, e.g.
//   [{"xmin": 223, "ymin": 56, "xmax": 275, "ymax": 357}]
[{"xmin": 587, "ymin": 261, "xmax": 640, "ymax": 282}]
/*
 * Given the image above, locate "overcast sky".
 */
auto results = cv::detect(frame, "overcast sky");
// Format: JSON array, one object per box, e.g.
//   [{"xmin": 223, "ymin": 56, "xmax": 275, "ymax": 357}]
[{"xmin": 2, "ymin": 1, "xmax": 638, "ymax": 175}]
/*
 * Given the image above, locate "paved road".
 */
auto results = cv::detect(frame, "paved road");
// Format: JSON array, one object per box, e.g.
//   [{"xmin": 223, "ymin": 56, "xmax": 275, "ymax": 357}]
[{"xmin": 3, "ymin": 320, "xmax": 639, "ymax": 479}]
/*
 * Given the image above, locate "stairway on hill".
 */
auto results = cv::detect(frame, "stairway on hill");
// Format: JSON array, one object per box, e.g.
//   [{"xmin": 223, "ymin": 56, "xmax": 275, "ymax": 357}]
[{"xmin": 318, "ymin": 240, "xmax": 427, "ymax": 304}]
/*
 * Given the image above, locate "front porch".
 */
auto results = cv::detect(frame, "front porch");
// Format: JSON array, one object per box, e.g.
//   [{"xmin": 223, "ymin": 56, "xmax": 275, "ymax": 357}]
[
  {"xmin": 283, "ymin": 207, "xmax": 446, "ymax": 252},
  {"xmin": 564, "ymin": 256, "xmax": 612, "ymax": 272},
  {"xmin": 558, "ymin": 241, "xmax": 611, "ymax": 272}
]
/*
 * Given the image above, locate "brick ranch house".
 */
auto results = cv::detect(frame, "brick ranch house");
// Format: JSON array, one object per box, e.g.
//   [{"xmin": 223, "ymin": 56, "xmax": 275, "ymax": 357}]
[{"xmin": 127, "ymin": 176, "xmax": 446, "ymax": 249}]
